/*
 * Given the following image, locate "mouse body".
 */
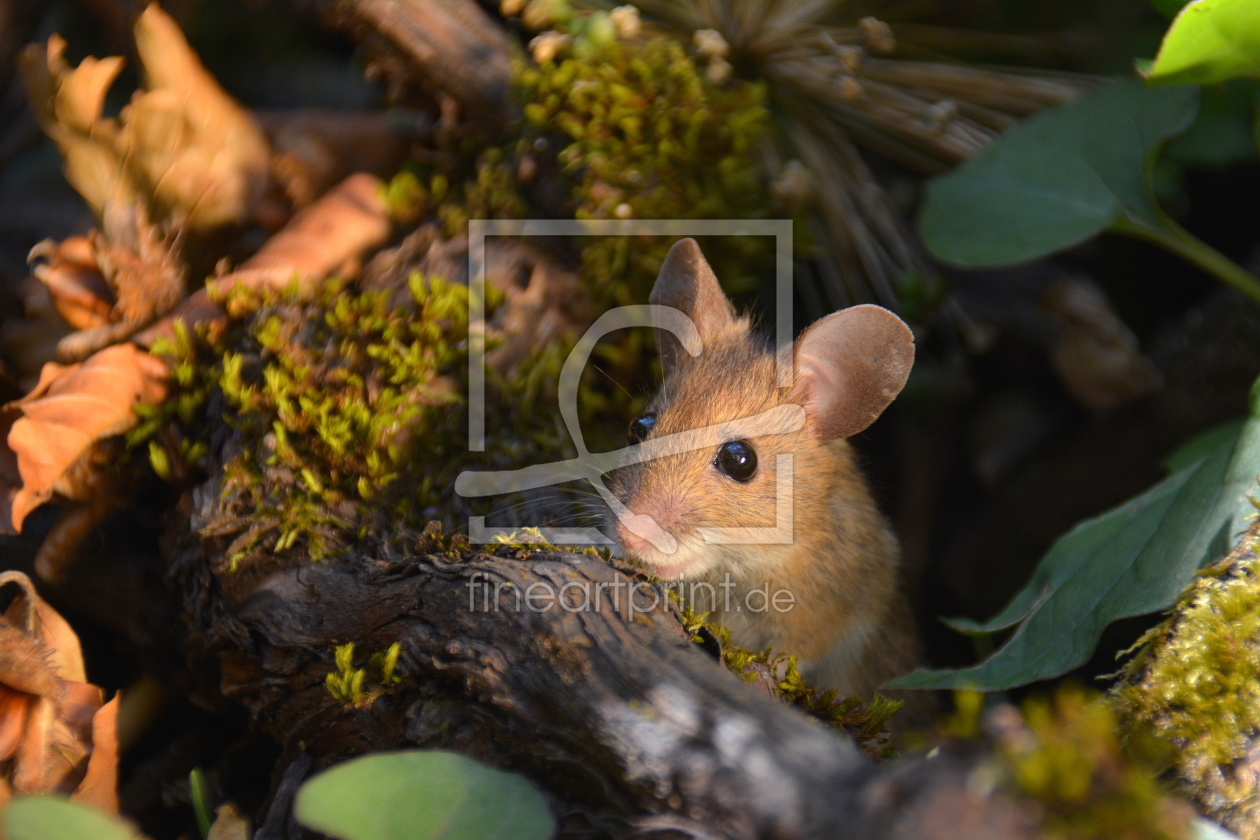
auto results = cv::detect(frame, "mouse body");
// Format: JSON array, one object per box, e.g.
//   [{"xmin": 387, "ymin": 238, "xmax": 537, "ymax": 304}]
[{"xmin": 609, "ymin": 238, "xmax": 923, "ymax": 704}]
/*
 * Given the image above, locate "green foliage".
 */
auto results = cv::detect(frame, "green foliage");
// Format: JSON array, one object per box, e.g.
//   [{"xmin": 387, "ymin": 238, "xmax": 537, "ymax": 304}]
[
  {"xmin": 326, "ymin": 642, "xmax": 403, "ymax": 708},
  {"xmin": 127, "ymin": 268, "xmax": 578, "ymax": 574},
  {"xmin": 516, "ymin": 34, "xmax": 772, "ymax": 305},
  {"xmin": 127, "ymin": 319, "xmax": 215, "ymax": 478},
  {"xmin": 1145, "ymin": 0, "xmax": 1260, "ymax": 87},
  {"xmin": 999, "ymin": 687, "xmax": 1190, "ymax": 840},
  {"xmin": 3, "ymin": 797, "xmax": 137, "ymax": 840},
  {"xmin": 434, "ymin": 148, "xmax": 529, "ymax": 238},
  {"xmin": 214, "ymin": 276, "xmax": 469, "ymax": 564},
  {"xmin": 1164, "ymin": 82, "xmax": 1259, "ymax": 168},
  {"xmin": 678, "ymin": 604, "xmax": 902, "ymax": 757},
  {"xmin": 919, "ymin": 78, "xmax": 1198, "ymax": 266},
  {"xmin": 889, "ymin": 377, "xmax": 1260, "ymax": 691},
  {"xmin": 293, "ymin": 750, "xmax": 555, "ymax": 840},
  {"xmin": 189, "ymin": 767, "xmax": 212, "ymax": 839},
  {"xmin": 1111, "ymin": 521, "xmax": 1260, "ymax": 834},
  {"xmin": 1152, "ymin": 0, "xmax": 1192, "ymax": 18},
  {"xmin": 381, "ymin": 169, "xmax": 428, "ymax": 224}
]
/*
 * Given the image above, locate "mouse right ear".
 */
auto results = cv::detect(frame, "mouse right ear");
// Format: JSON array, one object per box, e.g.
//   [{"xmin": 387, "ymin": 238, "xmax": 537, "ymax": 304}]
[
  {"xmin": 791, "ymin": 305, "xmax": 915, "ymax": 441},
  {"xmin": 649, "ymin": 238, "xmax": 738, "ymax": 376}
]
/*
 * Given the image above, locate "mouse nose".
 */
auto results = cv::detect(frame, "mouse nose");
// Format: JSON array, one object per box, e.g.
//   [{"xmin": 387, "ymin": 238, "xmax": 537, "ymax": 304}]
[
  {"xmin": 616, "ymin": 521, "xmax": 650, "ymax": 554},
  {"xmin": 615, "ymin": 512, "xmax": 677, "ymax": 554}
]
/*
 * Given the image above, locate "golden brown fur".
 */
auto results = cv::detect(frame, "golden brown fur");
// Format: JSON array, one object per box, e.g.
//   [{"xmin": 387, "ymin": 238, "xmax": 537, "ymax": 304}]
[
  {"xmin": 610, "ymin": 328, "xmax": 921, "ymax": 698},
  {"xmin": 609, "ymin": 239, "xmax": 928, "ymax": 723}
]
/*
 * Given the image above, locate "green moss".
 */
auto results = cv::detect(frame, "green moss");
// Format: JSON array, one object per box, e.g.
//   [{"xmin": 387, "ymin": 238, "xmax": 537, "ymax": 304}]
[
  {"xmin": 212, "ymin": 275, "xmax": 472, "ymax": 566},
  {"xmin": 325, "ymin": 642, "xmax": 403, "ymax": 708},
  {"xmin": 1109, "ymin": 520, "xmax": 1260, "ymax": 835},
  {"xmin": 677, "ymin": 603, "xmax": 902, "ymax": 758},
  {"xmin": 1004, "ymin": 687, "xmax": 1192, "ymax": 840},
  {"xmin": 138, "ymin": 271, "xmax": 576, "ymax": 573},
  {"xmin": 516, "ymin": 34, "xmax": 772, "ymax": 306}
]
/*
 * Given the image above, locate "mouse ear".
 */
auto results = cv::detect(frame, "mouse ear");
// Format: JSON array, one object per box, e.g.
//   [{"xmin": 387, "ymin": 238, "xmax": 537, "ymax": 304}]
[
  {"xmin": 649, "ymin": 238, "xmax": 738, "ymax": 375},
  {"xmin": 790, "ymin": 305, "xmax": 914, "ymax": 441}
]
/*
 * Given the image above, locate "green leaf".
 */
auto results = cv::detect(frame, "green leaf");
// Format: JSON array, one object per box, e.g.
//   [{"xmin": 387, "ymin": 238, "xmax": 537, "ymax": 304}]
[
  {"xmin": 3, "ymin": 797, "xmax": 137, "ymax": 840},
  {"xmin": 919, "ymin": 77, "xmax": 1198, "ymax": 267},
  {"xmin": 1145, "ymin": 0, "xmax": 1260, "ymax": 86},
  {"xmin": 1164, "ymin": 81, "xmax": 1260, "ymax": 168},
  {"xmin": 1163, "ymin": 418, "xmax": 1245, "ymax": 472},
  {"xmin": 294, "ymin": 750, "xmax": 555, "ymax": 840},
  {"xmin": 887, "ymin": 378, "xmax": 1260, "ymax": 691}
]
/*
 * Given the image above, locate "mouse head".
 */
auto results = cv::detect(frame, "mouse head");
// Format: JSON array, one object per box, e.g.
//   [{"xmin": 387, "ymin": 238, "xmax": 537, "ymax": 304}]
[{"xmin": 609, "ymin": 238, "xmax": 913, "ymax": 580}]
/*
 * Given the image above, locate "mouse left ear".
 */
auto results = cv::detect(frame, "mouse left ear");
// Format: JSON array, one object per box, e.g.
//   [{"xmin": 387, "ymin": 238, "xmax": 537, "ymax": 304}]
[
  {"xmin": 649, "ymin": 238, "xmax": 739, "ymax": 376},
  {"xmin": 790, "ymin": 305, "xmax": 914, "ymax": 441}
]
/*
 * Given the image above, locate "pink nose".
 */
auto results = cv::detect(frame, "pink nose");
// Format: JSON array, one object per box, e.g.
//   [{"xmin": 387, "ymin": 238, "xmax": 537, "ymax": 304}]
[{"xmin": 616, "ymin": 513, "xmax": 676, "ymax": 554}]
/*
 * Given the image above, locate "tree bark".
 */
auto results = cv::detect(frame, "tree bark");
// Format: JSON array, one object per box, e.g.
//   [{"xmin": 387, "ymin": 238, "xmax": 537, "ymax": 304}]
[
  {"xmin": 312, "ymin": 0, "xmax": 516, "ymax": 122},
  {"xmin": 157, "ymin": 503, "xmax": 1038, "ymax": 839}
]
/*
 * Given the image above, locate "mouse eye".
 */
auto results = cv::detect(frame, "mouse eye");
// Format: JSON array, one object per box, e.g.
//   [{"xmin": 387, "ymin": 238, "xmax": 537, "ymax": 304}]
[
  {"xmin": 628, "ymin": 413, "xmax": 657, "ymax": 444},
  {"xmin": 714, "ymin": 440, "xmax": 757, "ymax": 482}
]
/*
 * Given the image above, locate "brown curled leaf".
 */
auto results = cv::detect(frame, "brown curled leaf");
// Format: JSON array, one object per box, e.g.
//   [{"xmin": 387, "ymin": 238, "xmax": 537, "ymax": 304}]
[
  {"xmin": 71, "ymin": 694, "xmax": 120, "ymax": 813},
  {"xmin": 28, "ymin": 237, "xmax": 115, "ymax": 331},
  {"xmin": 0, "ymin": 572, "xmax": 118, "ymax": 809},
  {"xmin": 2, "ymin": 343, "xmax": 169, "ymax": 533}
]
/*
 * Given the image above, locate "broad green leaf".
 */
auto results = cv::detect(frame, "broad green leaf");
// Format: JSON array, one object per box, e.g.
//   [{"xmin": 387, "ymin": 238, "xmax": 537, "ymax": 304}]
[
  {"xmin": 1163, "ymin": 418, "xmax": 1245, "ymax": 472},
  {"xmin": 1145, "ymin": 0, "xmax": 1260, "ymax": 86},
  {"xmin": 887, "ymin": 378, "xmax": 1260, "ymax": 691},
  {"xmin": 294, "ymin": 750, "xmax": 555, "ymax": 840},
  {"xmin": 4, "ymin": 797, "xmax": 137, "ymax": 840},
  {"xmin": 918, "ymin": 78, "xmax": 1198, "ymax": 266},
  {"xmin": 1164, "ymin": 81, "xmax": 1259, "ymax": 168}
]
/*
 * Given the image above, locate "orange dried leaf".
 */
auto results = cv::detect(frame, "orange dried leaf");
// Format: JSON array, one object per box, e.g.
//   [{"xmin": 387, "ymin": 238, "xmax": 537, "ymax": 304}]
[
  {"xmin": 71, "ymin": 694, "xmax": 120, "ymax": 813},
  {"xmin": 0, "ymin": 573, "xmax": 117, "ymax": 810},
  {"xmin": 4, "ymin": 344, "xmax": 169, "ymax": 532},
  {"xmin": 212, "ymin": 172, "xmax": 391, "ymax": 304},
  {"xmin": 19, "ymin": 4, "xmax": 273, "ymax": 231},
  {"xmin": 17, "ymin": 36, "xmax": 133, "ymax": 217},
  {"xmin": 0, "ymin": 685, "xmax": 30, "ymax": 761},
  {"xmin": 28, "ymin": 237, "xmax": 115, "ymax": 331}
]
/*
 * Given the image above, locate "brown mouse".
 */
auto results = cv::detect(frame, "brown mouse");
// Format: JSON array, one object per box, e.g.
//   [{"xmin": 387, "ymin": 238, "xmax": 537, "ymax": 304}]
[{"xmin": 609, "ymin": 238, "xmax": 924, "ymax": 711}]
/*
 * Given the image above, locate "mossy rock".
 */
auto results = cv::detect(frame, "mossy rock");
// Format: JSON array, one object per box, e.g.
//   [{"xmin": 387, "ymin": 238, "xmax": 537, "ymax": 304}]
[{"xmin": 1110, "ymin": 519, "xmax": 1260, "ymax": 838}]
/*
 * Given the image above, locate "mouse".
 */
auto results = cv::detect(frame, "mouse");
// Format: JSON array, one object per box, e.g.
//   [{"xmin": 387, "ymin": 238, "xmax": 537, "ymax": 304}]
[{"xmin": 609, "ymin": 238, "xmax": 925, "ymax": 712}]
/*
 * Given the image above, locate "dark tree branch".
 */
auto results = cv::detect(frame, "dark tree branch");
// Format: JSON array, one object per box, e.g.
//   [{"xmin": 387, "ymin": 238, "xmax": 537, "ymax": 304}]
[
  {"xmin": 158, "ymin": 516, "xmax": 1037, "ymax": 839},
  {"xmin": 312, "ymin": 0, "xmax": 516, "ymax": 122}
]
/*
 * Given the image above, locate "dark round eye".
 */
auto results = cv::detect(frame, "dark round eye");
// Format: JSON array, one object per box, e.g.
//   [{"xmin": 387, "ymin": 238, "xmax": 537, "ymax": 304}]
[
  {"xmin": 714, "ymin": 440, "xmax": 757, "ymax": 482},
  {"xmin": 628, "ymin": 413, "xmax": 657, "ymax": 444}
]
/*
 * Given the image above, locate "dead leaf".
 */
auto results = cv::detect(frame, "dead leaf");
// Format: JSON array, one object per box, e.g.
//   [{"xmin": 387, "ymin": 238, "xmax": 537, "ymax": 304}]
[
  {"xmin": 0, "ymin": 571, "xmax": 119, "ymax": 810},
  {"xmin": 207, "ymin": 803, "xmax": 251, "ymax": 840},
  {"xmin": 26, "ymin": 206, "xmax": 187, "ymax": 367},
  {"xmin": 136, "ymin": 173, "xmax": 392, "ymax": 346},
  {"xmin": 2, "ymin": 343, "xmax": 169, "ymax": 533},
  {"xmin": 71, "ymin": 695, "xmax": 120, "ymax": 813},
  {"xmin": 28, "ymin": 237, "xmax": 115, "ymax": 331},
  {"xmin": 18, "ymin": 3, "xmax": 274, "ymax": 231},
  {"xmin": 212, "ymin": 172, "xmax": 392, "ymax": 303}
]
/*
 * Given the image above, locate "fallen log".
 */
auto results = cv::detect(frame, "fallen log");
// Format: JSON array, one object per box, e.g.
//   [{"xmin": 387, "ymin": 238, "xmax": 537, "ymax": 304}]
[{"xmin": 158, "ymin": 502, "xmax": 1036, "ymax": 839}]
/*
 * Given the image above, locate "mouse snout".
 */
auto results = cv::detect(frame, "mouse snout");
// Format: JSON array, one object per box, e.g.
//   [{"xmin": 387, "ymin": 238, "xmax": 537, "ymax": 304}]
[{"xmin": 613, "ymin": 497, "xmax": 689, "ymax": 554}]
